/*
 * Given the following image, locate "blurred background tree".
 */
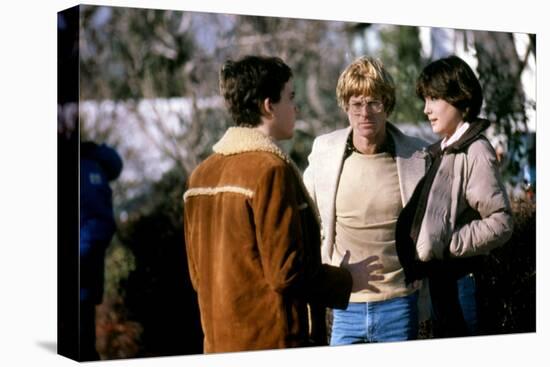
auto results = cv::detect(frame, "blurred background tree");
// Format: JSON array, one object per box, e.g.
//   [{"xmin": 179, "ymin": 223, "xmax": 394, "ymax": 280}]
[
  {"xmin": 474, "ymin": 31, "xmax": 535, "ymax": 188},
  {"xmin": 72, "ymin": 4, "xmax": 536, "ymax": 358},
  {"xmin": 379, "ymin": 25, "xmax": 427, "ymax": 124},
  {"xmin": 114, "ymin": 168, "xmax": 203, "ymax": 357},
  {"xmin": 79, "ymin": 7, "xmax": 195, "ymax": 100}
]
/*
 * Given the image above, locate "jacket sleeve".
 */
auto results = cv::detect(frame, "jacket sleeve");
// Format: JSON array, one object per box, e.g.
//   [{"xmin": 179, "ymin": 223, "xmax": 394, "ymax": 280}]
[
  {"xmin": 252, "ymin": 163, "xmax": 351, "ymax": 307},
  {"xmin": 302, "ymin": 138, "xmax": 318, "ymax": 205},
  {"xmin": 449, "ymin": 140, "xmax": 514, "ymax": 257},
  {"xmin": 183, "ymin": 199, "xmax": 199, "ymax": 291},
  {"xmin": 253, "ymin": 164, "xmax": 308, "ymax": 292}
]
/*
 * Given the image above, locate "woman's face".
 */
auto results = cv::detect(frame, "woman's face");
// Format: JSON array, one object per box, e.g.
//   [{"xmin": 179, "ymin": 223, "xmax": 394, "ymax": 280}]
[
  {"xmin": 423, "ymin": 97, "xmax": 463, "ymax": 138},
  {"xmin": 270, "ymin": 80, "xmax": 298, "ymax": 140}
]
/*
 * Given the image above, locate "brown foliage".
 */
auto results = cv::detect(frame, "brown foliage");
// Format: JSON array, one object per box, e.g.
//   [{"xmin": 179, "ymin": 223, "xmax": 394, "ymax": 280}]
[{"xmin": 95, "ymin": 295, "xmax": 143, "ymax": 359}]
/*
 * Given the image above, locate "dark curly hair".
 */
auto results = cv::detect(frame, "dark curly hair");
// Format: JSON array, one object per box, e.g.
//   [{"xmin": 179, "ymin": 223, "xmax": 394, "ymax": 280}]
[
  {"xmin": 416, "ymin": 55, "xmax": 483, "ymax": 122},
  {"xmin": 219, "ymin": 55, "xmax": 292, "ymax": 127}
]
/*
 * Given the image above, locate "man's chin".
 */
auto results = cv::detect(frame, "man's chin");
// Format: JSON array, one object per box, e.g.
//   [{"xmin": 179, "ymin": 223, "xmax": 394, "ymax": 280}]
[{"xmin": 355, "ymin": 126, "xmax": 376, "ymax": 137}]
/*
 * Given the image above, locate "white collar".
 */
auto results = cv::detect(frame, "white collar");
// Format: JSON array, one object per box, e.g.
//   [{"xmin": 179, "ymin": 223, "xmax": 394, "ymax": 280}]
[
  {"xmin": 213, "ymin": 127, "xmax": 290, "ymax": 163},
  {"xmin": 212, "ymin": 126, "xmax": 321, "ymax": 223},
  {"xmin": 441, "ymin": 122, "xmax": 470, "ymax": 150}
]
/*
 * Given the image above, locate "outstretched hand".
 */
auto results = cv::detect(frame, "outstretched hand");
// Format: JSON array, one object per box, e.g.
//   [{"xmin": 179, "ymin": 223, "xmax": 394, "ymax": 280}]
[{"xmin": 340, "ymin": 250, "xmax": 384, "ymax": 293}]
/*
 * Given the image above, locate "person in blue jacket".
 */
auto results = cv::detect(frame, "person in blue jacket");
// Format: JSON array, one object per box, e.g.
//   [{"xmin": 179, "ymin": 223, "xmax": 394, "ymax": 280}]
[{"xmin": 80, "ymin": 141, "xmax": 123, "ymax": 360}]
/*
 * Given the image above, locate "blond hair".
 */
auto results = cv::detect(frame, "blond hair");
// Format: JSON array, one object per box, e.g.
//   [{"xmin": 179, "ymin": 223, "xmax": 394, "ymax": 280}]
[{"xmin": 336, "ymin": 56, "xmax": 396, "ymax": 115}]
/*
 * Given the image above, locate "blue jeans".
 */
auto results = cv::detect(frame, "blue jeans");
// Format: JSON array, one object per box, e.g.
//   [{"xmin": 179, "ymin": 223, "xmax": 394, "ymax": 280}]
[
  {"xmin": 330, "ymin": 292, "xmax": 418, "ymax": 344},
  {"xmin": 457, "ymin": 274, "xmax": 478, "ymax": 335},
  {"xmin": 429, "ymin": 273, "xmax": 478, "ymax": 337}
]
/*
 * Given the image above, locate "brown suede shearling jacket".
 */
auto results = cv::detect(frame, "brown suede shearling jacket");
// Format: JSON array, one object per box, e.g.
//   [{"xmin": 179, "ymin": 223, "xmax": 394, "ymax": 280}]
[{"xmin": 183, "ymin": 127, "xmax": 352, "ymax": 353}]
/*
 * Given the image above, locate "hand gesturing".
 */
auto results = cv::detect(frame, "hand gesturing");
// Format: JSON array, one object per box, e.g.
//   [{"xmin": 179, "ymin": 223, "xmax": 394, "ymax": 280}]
[{"xmin": 340, "ymin": 250, "xmax": 385, "ymax": 293}]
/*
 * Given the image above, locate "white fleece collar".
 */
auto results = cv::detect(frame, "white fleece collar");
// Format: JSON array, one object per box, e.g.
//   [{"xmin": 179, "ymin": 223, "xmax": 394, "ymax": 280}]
[
  {"xmin": 212, "ymin": 126, "xmax": 321, "ymax": 223},
  {"xmin": 213, "ymin": 127, "xmax": 290, "ymax": 163}
]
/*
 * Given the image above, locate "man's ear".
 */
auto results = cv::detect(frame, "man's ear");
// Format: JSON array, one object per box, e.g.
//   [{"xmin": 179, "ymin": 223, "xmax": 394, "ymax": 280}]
[{"xmin": 261, "ymin": 97, "xmax": 274, "ymax": 118}]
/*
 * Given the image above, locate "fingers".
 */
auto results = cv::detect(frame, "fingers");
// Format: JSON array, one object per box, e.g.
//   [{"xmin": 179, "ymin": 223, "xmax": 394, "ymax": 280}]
[
  {"xmin": 363, "ymin": 256, "xmax": 384, "ymax": 293},
  {"xmin": 341, "ymin": 253, "xmax": 385, "ymax": 294},
  {"xmin": 367, "ymin": 274, "xmax": 385, "ymax": 282},
  {"xmin": 365, "ymin": 263, "xmax": 384, "ymax": 274},
  {"xmin": 363, "ymin": 255, "xmax": 380, "ymax": 265},
  {"xmin": 365, "ymin": 284, "xmax": 381, "ymax": 293},
  {"xmin": 340, "ymin": 250, "xmax": 351, "ymax": 267}
]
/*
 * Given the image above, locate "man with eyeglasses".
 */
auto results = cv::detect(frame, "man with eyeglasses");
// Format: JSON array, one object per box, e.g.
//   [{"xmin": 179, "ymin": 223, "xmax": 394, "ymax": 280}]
[{"xmin": 303, "ymin": 56, "xmax": 429, "ymax": 344}]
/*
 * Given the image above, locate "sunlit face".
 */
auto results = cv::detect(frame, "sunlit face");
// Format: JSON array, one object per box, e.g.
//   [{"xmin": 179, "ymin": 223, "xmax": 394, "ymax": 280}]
[
  {"xmin": 270, "ymin": 80, "xmax": 298, "ymax": 140},
  {"xmin": 423, "ymin": 97, "xmax": 463, "ymax": 138},
  {"xmin": 347, "ymin": 95, "xmax": 387, "ymax": 142}
]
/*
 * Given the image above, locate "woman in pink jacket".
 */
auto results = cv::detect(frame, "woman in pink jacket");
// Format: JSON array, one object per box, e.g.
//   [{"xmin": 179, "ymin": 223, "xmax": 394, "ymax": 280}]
[{"xmin": 396, "ymin": 55, "xmax": 514, "ymax": 338}]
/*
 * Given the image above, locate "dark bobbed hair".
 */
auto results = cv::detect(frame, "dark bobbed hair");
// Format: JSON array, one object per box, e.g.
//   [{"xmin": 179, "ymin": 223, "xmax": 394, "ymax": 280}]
[
  {"xmin": 219, "ymin": 55, "xmax": 292, "ymax": 127},
  {"xmin": 416, "ymin": 55, "xmax": 483, "ymax": 122}
]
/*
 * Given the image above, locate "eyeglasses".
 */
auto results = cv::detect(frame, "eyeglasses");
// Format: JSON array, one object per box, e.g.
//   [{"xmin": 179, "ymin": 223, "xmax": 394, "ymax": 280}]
[{"xmin": 348, "ymin": 100, "xmax": 384, "ymax": 114}]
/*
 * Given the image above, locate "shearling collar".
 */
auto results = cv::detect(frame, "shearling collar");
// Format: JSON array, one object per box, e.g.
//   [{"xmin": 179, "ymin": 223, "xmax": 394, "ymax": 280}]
[
  {"xmin": 213, "ymin": 126, "xmax": 321, "ymax": 223},
  {"xmin": 213, "ymin": 127, "xmax": 290, "ymax": 164}
]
